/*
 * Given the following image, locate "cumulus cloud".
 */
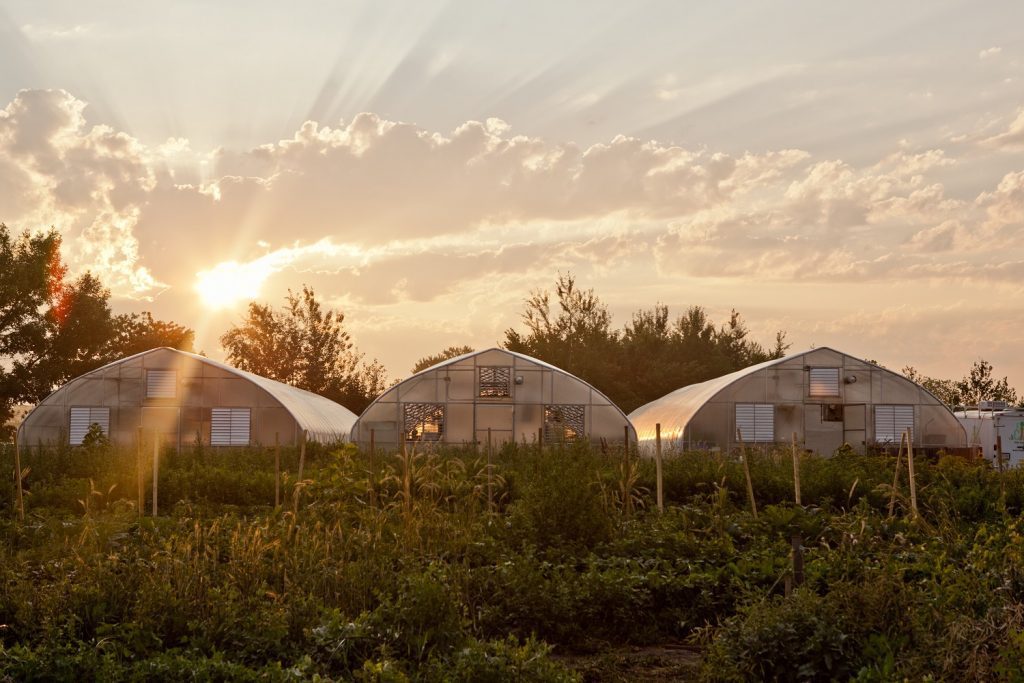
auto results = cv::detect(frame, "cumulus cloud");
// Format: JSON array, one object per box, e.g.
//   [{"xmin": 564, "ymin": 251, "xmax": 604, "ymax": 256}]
[
  {"xmin": 983, "ymin": 108, "xmax": 1024, "ymax": 149},
  {"xmin": 2, "ymin": 88, "xmax": 1024, "ymax": 380},
  {"xmin": 979, "ymin": 46, "xmax": 1002, "ymax": 60},
  {"xmin": 0, "ymin": 89, "xmax": 162, "ymax": 297}
]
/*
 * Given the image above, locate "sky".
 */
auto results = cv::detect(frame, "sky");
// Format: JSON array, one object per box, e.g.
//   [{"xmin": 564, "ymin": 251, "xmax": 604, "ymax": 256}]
[{"xmin": 1, "ymin": 0, "xmax": 1023, "ymax": 387}]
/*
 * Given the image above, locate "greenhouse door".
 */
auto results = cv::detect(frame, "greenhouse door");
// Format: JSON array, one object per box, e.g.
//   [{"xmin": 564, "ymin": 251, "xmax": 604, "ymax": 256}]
[
  {"xmin": 805, "ymin": 404, "xmax": 843, "ymax": 456},
  {"xmin": 843, "ymin": 405, "xmax": 866, "ymax": 454}
]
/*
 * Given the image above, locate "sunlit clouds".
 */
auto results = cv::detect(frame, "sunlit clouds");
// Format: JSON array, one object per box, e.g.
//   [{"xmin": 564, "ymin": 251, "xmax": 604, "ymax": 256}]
[{"xmin": 1, "ymin": 0, "xmax": 1024, "ymax": 383}]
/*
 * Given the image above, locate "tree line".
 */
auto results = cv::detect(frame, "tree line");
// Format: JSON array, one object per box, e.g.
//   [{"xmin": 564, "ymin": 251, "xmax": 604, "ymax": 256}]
[{"xmin": 2, "ymin": 223, "xmax": 1018, "ymax": 436}]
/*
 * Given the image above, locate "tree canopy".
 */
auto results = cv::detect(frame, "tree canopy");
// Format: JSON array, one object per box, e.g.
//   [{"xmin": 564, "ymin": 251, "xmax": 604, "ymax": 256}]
[
  {"xmin": 411, "ymin": 346, "xmax": 474, "ymax": 374},
  {"xmin": 903, "ymin": 360, "xmax": 1019, "ymax": 408},
  {"xmin": 503, "ymin": 274, "xmax": 788, "ymax": 413},
  {"xmin": 1, "ymin": 224, "xmax": 197, "ymax": 438},
  {"xmin": 220, "ymin": 286, "xmax": 389, "ymax": 413}
]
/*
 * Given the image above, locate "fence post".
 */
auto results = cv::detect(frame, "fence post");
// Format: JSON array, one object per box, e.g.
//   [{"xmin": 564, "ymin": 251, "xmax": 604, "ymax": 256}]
[
  {"xmin": 997, "ymin": 433, "xmax": 1006, "ymax": 503},
  {"xmin": 152, "ymin": 431, "xmax": 159, "ymax": 516},
  {"xmin": 274, "ymin": 432, "xmax": 281, "ymax": 509},
  {"xmin": 655, "ymin": 423, "xmax": 664, "ymax": 513},
  {"xmin": 906, "ymin": 428, "xmax": 918, "ymax": 519},
  {"xmin": 887, "ymin": 431, "xmax": 905, "ymax": 517},
  {"xmin": 737, "ymin": 428, "xmax": 758, "ymax": 519},
  {"xmin": 13, "ymin": 431, "xmax": 25, "ymax": 522},
  {"xmin": 538, "ymin": 427, "xmax": 544, "ymax": 452}
]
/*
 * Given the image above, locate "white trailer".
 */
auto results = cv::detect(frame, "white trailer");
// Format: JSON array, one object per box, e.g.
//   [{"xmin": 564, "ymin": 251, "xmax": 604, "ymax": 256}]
[{"xmin": 955, "ymin": 408, "xmax": 1024, "ymax": 468}]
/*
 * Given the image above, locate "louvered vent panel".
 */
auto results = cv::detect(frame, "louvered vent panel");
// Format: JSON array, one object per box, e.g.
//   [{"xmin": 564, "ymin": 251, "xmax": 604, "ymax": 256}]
[
  {"xmin": 808, "ymin": 368, "xmax": 840, "ymax": 396},
  {"xmin": 69, "ymin": 407, "xmax": 110, "ymax": 445},
  {"xmin": 146, "ymin": 370, "xmax": 178, "ymax": 398},
  {"xmin": 874, "ymin": 405, "xmax": 914, "ymax": 444},
  {"xmin": 211, "ymin": 408, "xmax": 250, "ymax": 446},
  {"xmin": 735, "ymin": 403, "xmax": 774, "ymax": 442}
]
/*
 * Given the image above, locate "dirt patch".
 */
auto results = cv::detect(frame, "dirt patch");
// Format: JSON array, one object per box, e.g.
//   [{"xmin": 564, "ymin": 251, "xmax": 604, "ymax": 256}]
[{"xmin": 557, "ymin": 643, "xmax": 702, "ymax": 682}]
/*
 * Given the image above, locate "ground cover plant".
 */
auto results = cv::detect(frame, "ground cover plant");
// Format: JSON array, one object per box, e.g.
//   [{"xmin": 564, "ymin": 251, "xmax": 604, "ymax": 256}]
[{"xmin": 4, "ymin": 439, "xmax": 1024, "ymax": 680}]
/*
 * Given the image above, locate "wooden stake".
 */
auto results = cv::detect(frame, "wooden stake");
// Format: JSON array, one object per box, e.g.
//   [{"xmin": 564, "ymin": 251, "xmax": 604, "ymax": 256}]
[
  {"xmin": 13, "ymin": 431, "xmax": 25, "ymax": 522},
  {"xmin": 997, "ymin": 433, "xmax": 1006, "ymax": 503},
  {"xmin": 906, "ymin": 428, "xmax": 918, "ymax": 519},
  {"xmin": 791, "ymin": 431, "xmax": 802, "ymax": 506},
  {"xmin": 297, "ymin": 429, "xmax": 307, "ymax": 481},
  {"xmin": 151, "ymin": 432, "xmax": 159, "ymax": 517},
  {"xmin": 137, "ymin": 427, "xmax": 144, "ymax": 517},
  {"xmin": 274, "ymin": 432, "xmax": 281, "ymax": 509},
  {"xmin": 791, "ymin": 534, "xmax": 804, "ymax": 587},
  {"xmin": 737, "ymin": 428, "xmax": 758, "ymax": 519},
  {"xmin": 538, "ymin": 427, "xmax": 544, "ymax": 452},
  {"xmin": 887, "ymin": 431, "xmax": 905, "ymax": 518},
  {"xmin": 487, "ymin": 427, "xmax": 494, "ymax": 514},
  {"xmin": 369, "ymin": 428, "xmax": 376, "ymax": 509},
  {"xmin": 655, "ymin": 423, "xmax": 664, "ymax": 514}
]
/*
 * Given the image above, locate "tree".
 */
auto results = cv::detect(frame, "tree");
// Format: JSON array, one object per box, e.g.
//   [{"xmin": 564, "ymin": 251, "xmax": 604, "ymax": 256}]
[
  {"xmin": 412, "ymin": 346, "xmax": 474, "ymax": 374},
  {"xmin": 902, "ymin": 361, "xmax": 1019, "ymax": 408},
  {"xmin": 220, "ymin": 285, "xmax": 389, "ymax": 413},
  {"xmin": 955, "ymin": 360, "xmax": 1018, "ymax": 407},
  {"xmin": 103, "ymin": 312, "xmax": 195, "ymax": 360},
  {"xmin": 0, "ymin": 224, "xmax": 115, "ymax": 437},
  {"xmin": 503, "ymin": 274, "xmax": 788, "ymax": 413},
  {"xmin": 901, "ymin": 366, "xmax": 959, "ymax": 407},
  {"xmin": 504, "ymin": 274, "xmax": 620, "ymax": 399}
]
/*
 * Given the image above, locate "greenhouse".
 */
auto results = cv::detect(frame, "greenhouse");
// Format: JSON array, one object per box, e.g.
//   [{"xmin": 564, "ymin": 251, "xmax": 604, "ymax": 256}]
[
  {"xmin": 629, "ymin": 347, "xmax": 966, "ymax": 455},
  {"xmin": 351, "ymin": 347, "xmax": 635, "ymax": 449},
  {"xmin": 17, "ymin": 347, "xmax": 357, "ymax": 449}
]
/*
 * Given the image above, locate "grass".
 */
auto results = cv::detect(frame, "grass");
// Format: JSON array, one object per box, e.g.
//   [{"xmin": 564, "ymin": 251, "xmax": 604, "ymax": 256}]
[{"xmin": 2, "ymin": 439, "xmax": 1024, "ymax": 680}]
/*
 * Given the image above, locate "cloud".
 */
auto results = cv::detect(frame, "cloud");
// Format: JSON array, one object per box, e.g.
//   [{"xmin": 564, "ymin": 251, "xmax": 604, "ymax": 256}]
[
  {"xmin": 2, "ymin": 88, "xmax": 1024, "ymax": 382},
  {"xmin": 0, "ymin": 89, "xmax": 162, "ymax": 297},
  {"xmin": 983, "ymin": 108, "xmax": 1024, "ymax": 149},
  {"xmin": 979, "ymin": 46, "xmax": 1002, "ymax": 60}
]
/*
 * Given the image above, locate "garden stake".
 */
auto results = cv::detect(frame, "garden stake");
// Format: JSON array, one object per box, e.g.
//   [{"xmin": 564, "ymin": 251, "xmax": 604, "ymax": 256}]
[
  {"xmin": 297, "ymin": 430, "xmax": 307, "ymax": 482},
  {"xmin": 274, "ymin": 432, "xmax": 281, "ymax": 509},
  {"xmin": 369, "ymin": 428, "xmax": 376, "ymax": 509},
  {"xmin": 13, "ymin": 431, "xmax": 25, "ymax": 522},
  {"xmin": 906, "ymin": 428, "xmax": 918, "ymax": 519},
  {"xmin": 737, "ymin": 428, "xmax": 758, "ymax": 519},
  {"xmin": 137, "ymin": 427, "xmax": 144, "ymax": 517},
  {"xmin": 888, "ymin": 431, "xmax": 906, "ymax": 518},
  {"xmin": 791, "ymin": 431, "xmax": 801, "ymax": 505},
  {"xmin": 791, "ymin": 534, "xmax": 804, "ymax": 587},
  {"xmin": 655, "ymin": 423, "xmax": 664, "ymax": 513},
  {"xmin": 487, "ymin": 427, "xmax": 494, "ymax": 514},
  {"xmin": 152, "ymin": 431, "xmax": 159, "ymax": 516}
]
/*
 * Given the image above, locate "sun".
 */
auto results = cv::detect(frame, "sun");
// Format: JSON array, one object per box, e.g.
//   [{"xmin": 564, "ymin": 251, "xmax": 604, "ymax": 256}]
[{"xmin": 194, "ymin": 260, "xmax": 270, "ymax": 310}]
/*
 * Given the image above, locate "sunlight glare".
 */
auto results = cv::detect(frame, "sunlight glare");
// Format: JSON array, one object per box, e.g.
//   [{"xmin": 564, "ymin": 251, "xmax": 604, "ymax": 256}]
[{"xmin": 194, "ymin": 260, "xmax": 272, "ymax": 310}]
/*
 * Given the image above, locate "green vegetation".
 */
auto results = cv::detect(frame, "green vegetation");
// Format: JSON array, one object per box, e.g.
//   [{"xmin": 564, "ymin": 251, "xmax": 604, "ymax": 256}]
[{"xmin": 5, "ymin": 441, "xmax": 1024, "ymax": 680}]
